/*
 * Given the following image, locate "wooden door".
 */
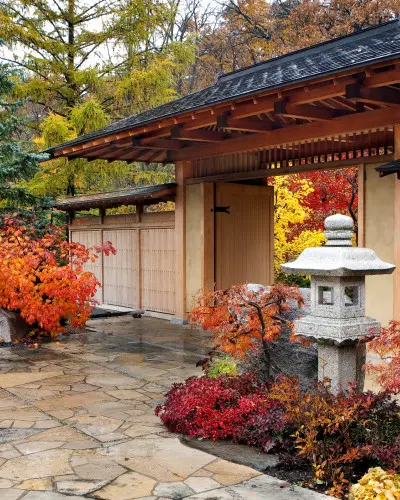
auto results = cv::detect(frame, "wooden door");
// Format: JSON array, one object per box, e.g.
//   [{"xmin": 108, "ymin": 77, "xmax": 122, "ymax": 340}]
[
  {"xmin": 140, "ymin": 228, "xmax": 176, "ymax": 314},
  {"xmin": 215, "ymin": 183, "xmax": 274, "ymax": 290},
  {"xmin": 102, "ymin": 229, "xmax": 139, "ymax": 308}
]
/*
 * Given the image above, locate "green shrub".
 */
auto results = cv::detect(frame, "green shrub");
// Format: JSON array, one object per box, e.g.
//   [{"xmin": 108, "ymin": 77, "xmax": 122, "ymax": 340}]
[{"xmin": 207, "ymin": 356, "xmax": 238, "ymax": 378}]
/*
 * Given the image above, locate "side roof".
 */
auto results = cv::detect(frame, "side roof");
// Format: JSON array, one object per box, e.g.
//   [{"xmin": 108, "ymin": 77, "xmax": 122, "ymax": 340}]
[
  {"xmin": 45, "ymin": 18, "xmax": 400, "ymax": 155},
  {"xmin": 54, "ymin": 183, "xmax": 177, "ymax": 211}
]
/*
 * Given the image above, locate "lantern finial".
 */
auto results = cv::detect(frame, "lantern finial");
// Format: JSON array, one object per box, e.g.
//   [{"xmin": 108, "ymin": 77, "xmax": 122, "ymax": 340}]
[{"xmin": 324, "ymin": 214, "xmax": 353, "ymax": 247}]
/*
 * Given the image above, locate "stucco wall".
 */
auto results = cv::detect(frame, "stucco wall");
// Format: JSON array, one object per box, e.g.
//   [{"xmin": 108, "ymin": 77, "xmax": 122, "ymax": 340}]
[
  {"xmin": 364, "ymin": 163, "xmax": 395, "ymax": 326},
  {"xmin": 185, "ymin": 184, "xmax": 202, "ymax": 311}
]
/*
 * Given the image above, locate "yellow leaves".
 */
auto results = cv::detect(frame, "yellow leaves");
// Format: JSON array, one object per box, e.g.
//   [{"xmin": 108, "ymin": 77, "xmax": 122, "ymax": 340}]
[
  {"xmin": 271, "ymin": 174, "xmax": 325, "ymax": 276},
  {"xmin": 349, "ymin": 468, "xmax": 400, "ymax": 500},
  {"xmin": 40, "ymin": 113, "xmax": 76, "ymax": 149}
]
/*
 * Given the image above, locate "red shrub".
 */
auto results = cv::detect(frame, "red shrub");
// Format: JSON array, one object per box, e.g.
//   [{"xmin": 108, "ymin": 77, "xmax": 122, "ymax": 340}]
[{"xmin": 155, "ymin": 375, "xmax": 288, "ymax": 451}]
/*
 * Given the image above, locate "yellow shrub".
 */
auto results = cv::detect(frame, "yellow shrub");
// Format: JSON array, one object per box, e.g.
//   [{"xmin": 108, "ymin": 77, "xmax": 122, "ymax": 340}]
[{"xmin": 349, "ymin": 468, "xmax": 400, "ymax": 500}]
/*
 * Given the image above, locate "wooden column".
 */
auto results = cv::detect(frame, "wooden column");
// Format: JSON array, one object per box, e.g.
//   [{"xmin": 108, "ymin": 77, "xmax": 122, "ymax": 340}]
[
  {"xmin": 357, "ymin": 164, "xmax": 365, "ymax": 247},
  {"xmin": 201, "ymin": 183, "xmax": 215, "ymax": 291},
  {"xmin": 394, "ymin": 124, "xmax": 400, "ymax": 320},
  {"xmin": 136, "ymin": 205, "xmax": 143, "ymax": 310},
  {"xmin": 175, "ymin": 160, "xmax": 193, "ymax": 319}
]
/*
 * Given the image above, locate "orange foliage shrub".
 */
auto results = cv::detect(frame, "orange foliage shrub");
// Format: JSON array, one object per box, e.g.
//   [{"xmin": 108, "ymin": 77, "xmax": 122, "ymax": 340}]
[
  {"xmin": 0, "ymin": 216, "xmax": 115, "ymax": 336},
  {"xmin": 270, "ymin": 376, "xmax": 400, "ymax": 498},
  {"xmin": 366, "ymin": 320, "xmax": 400, "ymax": 393},
  {"xmin": 189, "ymin": 283, "xmax": 304, "ymax": 377}
]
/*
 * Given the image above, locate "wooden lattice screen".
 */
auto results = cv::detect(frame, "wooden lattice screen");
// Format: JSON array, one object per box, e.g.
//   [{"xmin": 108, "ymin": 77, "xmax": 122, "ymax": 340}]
[{"xmin": 192, "ymin": 127, "xmax": 394, "ymax": 179}]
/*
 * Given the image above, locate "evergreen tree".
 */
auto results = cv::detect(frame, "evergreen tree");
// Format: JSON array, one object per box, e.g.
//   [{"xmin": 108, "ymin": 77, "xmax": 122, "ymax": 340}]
[{"xmin": 0, "ymin": 64, "xmax": 43, "ymax": 208}]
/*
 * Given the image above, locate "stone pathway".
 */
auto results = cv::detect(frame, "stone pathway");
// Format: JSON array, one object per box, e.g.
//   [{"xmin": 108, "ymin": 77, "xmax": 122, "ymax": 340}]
[{"xmin": 0, "ymin": 316, "xmax": 329, "ymax": 499}]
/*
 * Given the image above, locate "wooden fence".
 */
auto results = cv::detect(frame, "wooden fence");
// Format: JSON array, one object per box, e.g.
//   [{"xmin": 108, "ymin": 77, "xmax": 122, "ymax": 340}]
[{"xmin": 70, "ymin": 211, "xmax": 176, "ymax": 315}]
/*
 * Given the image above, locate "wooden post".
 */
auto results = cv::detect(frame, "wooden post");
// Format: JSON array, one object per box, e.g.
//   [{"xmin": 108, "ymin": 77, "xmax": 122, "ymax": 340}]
[
  {"xmin": 136, "ymin": 204, "xmax": 143, "ymax": 223},
  {"xmin": 99, "ymin": 208, "xmax": 105, "ymax": 224},
  {"xmin": 358, "ymin": 164, "xmax": 365, "ymax": 248},
  {"xmin": 394, "ymin": 124, "xmax": 400, "ymax": 320},
  {"xmin": 201, "ymin": 183, "xmax": 214, "ymax": 291},
  {"xmin": 175, "ymin": 160, "xmax": 193, "ymax": 320}
]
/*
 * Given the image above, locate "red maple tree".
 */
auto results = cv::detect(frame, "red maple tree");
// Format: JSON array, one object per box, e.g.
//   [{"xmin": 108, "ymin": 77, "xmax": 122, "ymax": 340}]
[
  {"xmin": 189, "ymin": 283, "xmax": 305, "ymax": 378},
  {"xmin": 0, "ymin": 216, "xmax": 115, "ymax": 336},
  {"xmin": 366, "ymin": 321, "xmax": 400, "ymax": 393}
]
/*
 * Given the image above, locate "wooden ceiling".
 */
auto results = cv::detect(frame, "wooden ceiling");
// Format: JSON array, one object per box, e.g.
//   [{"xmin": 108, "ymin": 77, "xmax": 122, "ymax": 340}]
[{"xmin": 51, "ymin": 63, "xmax": 400, "ymax": 164}]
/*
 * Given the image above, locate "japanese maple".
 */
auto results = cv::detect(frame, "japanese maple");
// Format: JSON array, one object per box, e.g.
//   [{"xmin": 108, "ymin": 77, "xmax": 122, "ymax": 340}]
[
  {"xmin": 189, "ymin": 283, "xmax": 304, "ymax": 378},
  {"xmin": 365, "ymin": 321, "xmax": 400, "ymax": 393},
  {"xmin": 0, "ymin": 216, "xmax": 115, "ymax": 336}
]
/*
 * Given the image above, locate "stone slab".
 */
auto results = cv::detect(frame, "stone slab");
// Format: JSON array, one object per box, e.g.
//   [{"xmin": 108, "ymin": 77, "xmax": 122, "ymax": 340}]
[{"xmin": 187, "ymin": 475, "xmax": 330, "ymax": 499}]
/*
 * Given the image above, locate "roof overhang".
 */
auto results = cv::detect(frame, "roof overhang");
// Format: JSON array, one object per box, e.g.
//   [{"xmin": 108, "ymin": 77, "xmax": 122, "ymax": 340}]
[
  {"xmin": 375, "ymin": 160, "xmax": 400, "ymax": 179},
  {"xmin": 54, "ymin": 183, "xmax": 177, "ymax": 212}
]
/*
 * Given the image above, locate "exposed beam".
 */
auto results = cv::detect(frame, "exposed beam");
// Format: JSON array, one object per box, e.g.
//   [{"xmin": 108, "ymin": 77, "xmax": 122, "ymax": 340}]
[
  {"xmin": 171, "ymin": 127, "xmax": 226, "ymax": 142},
  {"xmin": 346, "ymin": 83, "xmax": 400, "ymax": 106},
  {"xmin": 363, "ymin": 66, "xmax": 400, "ymax": 88},
  {"xmin": 274, "ymin": 99, "xmax": 347, "ymax": 121},
  {"xmin": 171, "ymin": 106, "xmax": 400, "ymax": 161},
  {"xmin": 134, "ymin": 149, "xmax": 156, "ymax": 162},
  {"xmin": 132, "ymin": 138, "xmax": 183, "ymax": 150},
  {"xmin": 217, "ymin": 112, "xmax": 274, "ymax": 132},
  {"xmin": 117, "ymin": 149, "xmax": 143, "ymax": 161}
]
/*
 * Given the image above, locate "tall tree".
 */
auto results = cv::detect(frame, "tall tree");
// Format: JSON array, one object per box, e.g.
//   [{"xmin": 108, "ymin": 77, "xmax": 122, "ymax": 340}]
[
  {"xmin": 0, "ymin": 64, "xmax": 42, "ymax": 208},
  {"xmin": 0, "ymin": 0, "xmax": 174, "ymax": 117}
]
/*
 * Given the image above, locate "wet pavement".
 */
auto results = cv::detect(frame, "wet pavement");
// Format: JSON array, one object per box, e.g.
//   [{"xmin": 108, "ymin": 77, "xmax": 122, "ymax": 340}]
[{"xmin": 0, "ymin": 316, "xmax": 329, "ymax": 499}]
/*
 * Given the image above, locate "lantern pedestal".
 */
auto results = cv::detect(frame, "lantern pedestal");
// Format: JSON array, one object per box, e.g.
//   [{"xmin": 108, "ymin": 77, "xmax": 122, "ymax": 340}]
[{"xmin": 317, "ymin": 342, "xmax": 366, "ymax": 394}]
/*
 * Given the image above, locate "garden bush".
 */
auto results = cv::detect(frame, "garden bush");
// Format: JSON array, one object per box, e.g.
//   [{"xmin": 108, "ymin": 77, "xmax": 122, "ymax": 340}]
[
  {"xmin": 155, "ymin": 374, "xmax": 289, "ymax": 451},
  {"xmin": 271, "ymin": 376, "xmax": 400, "ymax": 497},
  {"xmin": 206, "ymin": 355, "xmax": 238, "ymax": 378}
]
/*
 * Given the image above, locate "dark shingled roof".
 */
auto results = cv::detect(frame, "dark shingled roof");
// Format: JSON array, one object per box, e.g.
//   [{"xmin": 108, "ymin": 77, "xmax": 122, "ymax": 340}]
[
  {"xmin": 54, "ymin": 183, "xmax": 177, "ymax": 211},
  {"xmin": 45, "ymin": 19, "xmax": 400, "ymax": 155}
]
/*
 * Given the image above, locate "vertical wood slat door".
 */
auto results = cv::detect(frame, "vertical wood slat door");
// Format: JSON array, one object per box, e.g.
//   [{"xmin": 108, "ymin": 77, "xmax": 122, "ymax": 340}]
[
  {"xmin": 140, "ymin": 228, "xmax": 176, "ymax": 314},
  {"xmin": 102, "ymin": 229, "xmax": 139, "ymax": 308},
  {"xmin": 71, "ymin": 230, "xmax": 103, "ymax": 303},
  {"xmin": 215, "ymin": 183, "xmax": 274, "ymax": 290}
]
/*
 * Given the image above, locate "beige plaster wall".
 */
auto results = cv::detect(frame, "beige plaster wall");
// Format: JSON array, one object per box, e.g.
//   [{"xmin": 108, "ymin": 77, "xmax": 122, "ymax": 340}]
[
  {"xmin": 364, "ymin": 163, "xmax": 395, "ymax": 326},
  {"xmin": 185, "ymin": 184, "xmax": 202, "ymax": 311}
]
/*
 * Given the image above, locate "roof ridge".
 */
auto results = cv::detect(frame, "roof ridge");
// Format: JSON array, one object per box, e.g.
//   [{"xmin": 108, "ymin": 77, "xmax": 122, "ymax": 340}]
[{"xmin": 219, "ymin": 17, "xmax": 399, "ymax": 83}]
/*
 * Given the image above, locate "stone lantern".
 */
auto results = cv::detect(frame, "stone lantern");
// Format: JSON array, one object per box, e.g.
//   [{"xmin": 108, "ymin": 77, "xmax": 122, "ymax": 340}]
[{"xmin": 281, "ymin": 214, "xmax": 395, "ymax": 393}]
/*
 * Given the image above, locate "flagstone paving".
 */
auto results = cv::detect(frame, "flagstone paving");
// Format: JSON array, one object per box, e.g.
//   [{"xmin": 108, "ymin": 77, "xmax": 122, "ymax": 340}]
[{"xmin": 0, "ymin": 316, "xmax": 329, "ymax": 499}]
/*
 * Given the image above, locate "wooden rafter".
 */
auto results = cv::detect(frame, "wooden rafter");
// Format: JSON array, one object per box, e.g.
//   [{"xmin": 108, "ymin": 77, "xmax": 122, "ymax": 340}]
[
  {"xmin": 170, "ymin": 106, "xmax": 400, "ymax": 161},
  {"xmin": 132, "ymin": 138, "xmax": 184, "ymax": 150},
  {"xmin": 346, "ymin": 83, "xmax": 400, "ymax": 105},
  {"xmin": 217, "ymin": 112, "xmax": 274, "ymax": 132},
  {"xmin": 171, "ymin": 127, "xmax": 226, "ymax": 142},
  {"xmin": 274, "ymin": 99, "xmax": 348, "ymax": 121}
]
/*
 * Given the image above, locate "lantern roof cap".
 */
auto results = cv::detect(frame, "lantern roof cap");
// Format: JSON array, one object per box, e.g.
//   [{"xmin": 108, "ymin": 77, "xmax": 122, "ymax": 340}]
[{"xmin": 281, "ymin": 213, "xmax": 395, "ymax": 276}]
